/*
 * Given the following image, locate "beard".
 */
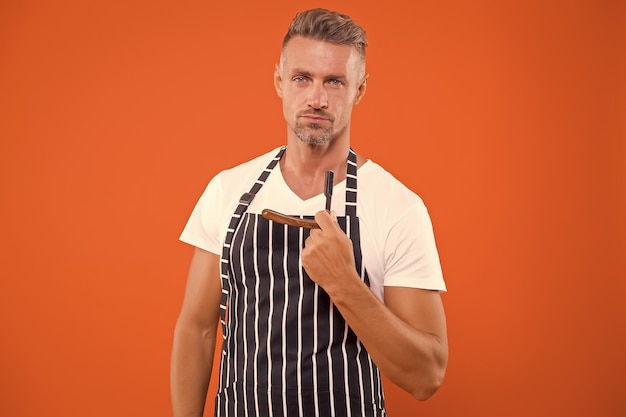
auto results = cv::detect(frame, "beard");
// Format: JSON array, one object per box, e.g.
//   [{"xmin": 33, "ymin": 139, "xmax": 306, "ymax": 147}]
[
  {"xmin": 294, "ymin": 122, "xmax": 333, "ymax": 145},
  {"xmin": 293, "ymin": 110, "xmax": 335, "ymax": 145}
]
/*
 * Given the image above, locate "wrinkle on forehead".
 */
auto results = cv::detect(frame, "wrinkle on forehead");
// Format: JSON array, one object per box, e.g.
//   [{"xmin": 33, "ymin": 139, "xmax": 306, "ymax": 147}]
[{"xmin": 279, "ymin": 37, "xmax": 365, "ymax": 82}]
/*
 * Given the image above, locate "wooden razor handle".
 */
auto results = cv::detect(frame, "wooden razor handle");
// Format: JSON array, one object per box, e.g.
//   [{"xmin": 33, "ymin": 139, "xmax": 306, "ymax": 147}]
[{"xmin": 261, "ymin": 209, "xmax": 320, "ymax": 229}]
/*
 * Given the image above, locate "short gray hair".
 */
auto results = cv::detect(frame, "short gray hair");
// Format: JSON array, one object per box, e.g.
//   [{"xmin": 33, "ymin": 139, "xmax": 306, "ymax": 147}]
[{"xmin": 282, "ymin": 8, "xmax": 367, "ymax": 63}]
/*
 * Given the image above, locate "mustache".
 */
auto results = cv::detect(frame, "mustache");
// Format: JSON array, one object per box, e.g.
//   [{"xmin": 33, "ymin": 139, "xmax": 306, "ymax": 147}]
[{"xmin": 296, "ymin": 109, "xmax": 334, "ymax": 121}]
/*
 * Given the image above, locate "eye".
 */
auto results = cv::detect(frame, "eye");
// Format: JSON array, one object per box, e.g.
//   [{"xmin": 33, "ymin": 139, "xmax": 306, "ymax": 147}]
[
  {"xmin": 293, "ymin": 76, "xmax": 308, "ymax": 83},
  {"xmin": 327, "ymin": 79, "xmax": 344, "ymax": 87}
]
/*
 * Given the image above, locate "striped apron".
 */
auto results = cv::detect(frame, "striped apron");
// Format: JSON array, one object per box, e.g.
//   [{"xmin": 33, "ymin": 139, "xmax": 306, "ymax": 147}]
[{"xmin": 217, "ymin": 147, "xmax": 386, "ymax": 417}]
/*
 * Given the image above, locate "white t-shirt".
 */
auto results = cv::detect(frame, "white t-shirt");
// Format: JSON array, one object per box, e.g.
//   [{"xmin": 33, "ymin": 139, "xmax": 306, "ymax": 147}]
[{"xmin": 180, "ymin": 147, "xmax": 446, "ymax": 301}]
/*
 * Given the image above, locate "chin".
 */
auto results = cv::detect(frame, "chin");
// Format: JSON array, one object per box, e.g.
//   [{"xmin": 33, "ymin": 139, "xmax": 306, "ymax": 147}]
[
  {"xmin": 297, "ymin": 135, "xmax": 332, "ymax": 146},
  {"xmin": 295, "ymin": 129, "xmax": 333, "ymax": 146}
]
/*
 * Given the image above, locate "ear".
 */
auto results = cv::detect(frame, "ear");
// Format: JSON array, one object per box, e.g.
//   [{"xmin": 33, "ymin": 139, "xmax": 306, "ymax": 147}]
[
  {"xmin": 354, "ymin": 74, "xmax": 368, "ymax": 104},
  {"xmin": 274, "ymin": 64, "xmax": 283, "ymax": 98}
]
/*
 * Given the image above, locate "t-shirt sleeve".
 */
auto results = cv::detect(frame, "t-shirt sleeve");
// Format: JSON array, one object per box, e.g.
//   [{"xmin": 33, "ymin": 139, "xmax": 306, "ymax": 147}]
[
  {"xmin": 179, "ymin": 174, "xmax": 224, "ymax": 255},
  {"xmin": 383, "ymin": 201, "xmax": 447, "ymax": 292}
]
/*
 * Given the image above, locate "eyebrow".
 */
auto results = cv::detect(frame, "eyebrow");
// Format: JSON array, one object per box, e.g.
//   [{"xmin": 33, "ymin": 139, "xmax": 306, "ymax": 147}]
[
  {"xmin": 291, "ymin": 69, "xmax": 313, "ymax": 77},
  {"xmin": 290, "ymin": 69, "xmax": 348, "ymax": 81}
]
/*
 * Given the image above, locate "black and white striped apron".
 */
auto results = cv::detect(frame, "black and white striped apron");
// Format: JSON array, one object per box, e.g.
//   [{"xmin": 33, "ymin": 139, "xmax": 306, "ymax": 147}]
[{"xmin": 217, "ymin": 147, "xmax": 386, "ymax": 417}]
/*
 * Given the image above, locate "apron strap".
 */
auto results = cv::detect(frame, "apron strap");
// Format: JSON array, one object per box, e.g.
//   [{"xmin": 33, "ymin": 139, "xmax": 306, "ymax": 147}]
[
  {"xmin": 219, "ymin": 147, "xmax": 286, "ymax": 339},
  {"xmin": 346, "ymin": 148, "xmax": 358, "ymax": 218}
]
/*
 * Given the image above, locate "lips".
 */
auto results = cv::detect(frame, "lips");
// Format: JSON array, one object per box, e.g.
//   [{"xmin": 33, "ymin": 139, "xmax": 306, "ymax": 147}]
[
  {"xmin": 301, "ymin": 115, "xmax": 329, "ymax": 122},
  {"xmin": 297, "ymin": 112, "xmax": 333, "ymax": 122}
]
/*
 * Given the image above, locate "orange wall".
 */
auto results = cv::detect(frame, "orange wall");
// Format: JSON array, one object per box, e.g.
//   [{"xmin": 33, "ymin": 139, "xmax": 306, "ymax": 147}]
[{"xmin": 1, "ymin": 1, "xmax": 624, "ymax": 416}]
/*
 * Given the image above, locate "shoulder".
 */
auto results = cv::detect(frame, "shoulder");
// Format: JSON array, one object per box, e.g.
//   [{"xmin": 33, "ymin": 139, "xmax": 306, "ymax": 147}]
[
  {"xmin": 356, "ymin": 160, "xmax": 445, "ymax": 293},
  {"xmin": 358, "ymin": 160, "xmax": 425, "ymax": 211},
  {"xmin": 197, "ymin": 146, "xmax": 284, "ymax": 212},
  {"xmin": 357, "ymin": 160, "xmax": 431, "ymax": 236},
  {"xmin": 211, "ymin": 147, "xmax": 284, "ymax": 190}
]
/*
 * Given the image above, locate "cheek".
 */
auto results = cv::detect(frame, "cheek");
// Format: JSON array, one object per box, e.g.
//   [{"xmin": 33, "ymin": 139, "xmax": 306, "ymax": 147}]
[
  {"xmin": 329, "ymin": 92, "xmax": 354, "ymax": 113},
  {"xmin": 332, "ymin": 102, "xmax": 350, "ymax": 121},
  {"xmin": 283, "ymin": 91, "xmax": 303, "ymax": 111},
  {"xmin": 282, "ymin": 97, "xmax": 300, "ymax": 123}
]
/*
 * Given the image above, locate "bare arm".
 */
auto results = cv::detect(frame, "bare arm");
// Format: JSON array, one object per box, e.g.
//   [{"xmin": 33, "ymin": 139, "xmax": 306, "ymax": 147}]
[
  {"xmin": 333, "ymin": 284, "xmax": 447, "ymax": 400},
  {"xmin": 171, "ymin": 248, "xmax": 222, "ymax": 417},
  {"xmin": 301, "ymin": 211, "xmax": 448, "ymax": 400}
]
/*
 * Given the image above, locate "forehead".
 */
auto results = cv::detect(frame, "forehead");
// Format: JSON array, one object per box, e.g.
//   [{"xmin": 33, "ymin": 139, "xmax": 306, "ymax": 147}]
[{"xmin": 281, "ymin": 36, "xmax": 362, "ymax": 78}]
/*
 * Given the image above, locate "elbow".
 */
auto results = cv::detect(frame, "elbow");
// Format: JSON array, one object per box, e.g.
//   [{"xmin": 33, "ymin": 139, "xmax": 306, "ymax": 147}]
[
  {"xmin": 173, "ymin": 313, "xmax": 219, "ymax": 345},
  {"xmin": 410, "ymin": 366, "xmax": 446, "ymax": 401},
  {"xmin": 408, "ymin": 349, "xmax": 448, "ymax": 401}
]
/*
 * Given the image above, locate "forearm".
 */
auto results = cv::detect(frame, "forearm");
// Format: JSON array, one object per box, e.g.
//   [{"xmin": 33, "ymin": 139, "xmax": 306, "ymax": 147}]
[
  {"xmin": 328, "ymin": 277, "xmax": 447, "ymax": 400},
  {"xmin": 171, "ymin": 321, "xmax": 217, "ymax": 417}
]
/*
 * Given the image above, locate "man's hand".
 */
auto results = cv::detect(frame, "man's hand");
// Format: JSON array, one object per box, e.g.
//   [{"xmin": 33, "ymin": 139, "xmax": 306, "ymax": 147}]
[
  {"xmin": 301, "ymin": 210, "xmax": 448, "ymax": 401},
  {"xmin": 301, "ymin": 210, "xmax": 360, "ymax": 293}
]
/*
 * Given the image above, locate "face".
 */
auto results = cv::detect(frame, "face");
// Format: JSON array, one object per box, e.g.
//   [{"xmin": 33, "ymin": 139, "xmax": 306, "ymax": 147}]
[{"xmin": 275, "ymin": 36, "xmax": 366, "ymax": 146}]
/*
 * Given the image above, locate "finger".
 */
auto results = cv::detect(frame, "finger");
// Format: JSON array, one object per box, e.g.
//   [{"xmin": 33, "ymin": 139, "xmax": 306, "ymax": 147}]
[
  {"xmin": 314, "ymin": 210, "xmax": 337, "ymax": 231},
  {"xmin": 308, "ymin": 229, "xmax": 322, "ymax": 241}
]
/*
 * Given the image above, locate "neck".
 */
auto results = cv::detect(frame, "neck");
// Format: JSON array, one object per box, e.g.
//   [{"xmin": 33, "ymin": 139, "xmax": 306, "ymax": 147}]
[
  {"xmin": 283, "ymin": 141, "xmax": 349, "ymax": 176},
  {"xmin": 279, "ymin": 133, "xmax": 351, "ymax": 201}
]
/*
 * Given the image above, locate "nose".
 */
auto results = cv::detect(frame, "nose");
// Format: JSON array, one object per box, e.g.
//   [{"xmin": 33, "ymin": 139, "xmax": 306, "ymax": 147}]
[{"xmin": 307, "ymin": 81, "xmax": 328, "ymax": 109}]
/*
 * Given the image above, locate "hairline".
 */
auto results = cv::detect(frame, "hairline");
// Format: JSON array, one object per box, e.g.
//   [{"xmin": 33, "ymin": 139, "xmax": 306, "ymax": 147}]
[{"xmin": 278, "ymin": 36, "xmax": 367, "ymax": 81}]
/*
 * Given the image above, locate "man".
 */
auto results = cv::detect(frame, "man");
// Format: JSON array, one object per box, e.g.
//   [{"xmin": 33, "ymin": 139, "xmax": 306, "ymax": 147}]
[{"xmin": 171, "ymin": 8, "xmax": 448, "ymax": 417}]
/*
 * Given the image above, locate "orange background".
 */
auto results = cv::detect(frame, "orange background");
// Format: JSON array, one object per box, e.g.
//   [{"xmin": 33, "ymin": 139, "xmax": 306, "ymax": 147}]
[{"xmin": 1, "ymin": 0, "xmax": 624, "ymax": 416}]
